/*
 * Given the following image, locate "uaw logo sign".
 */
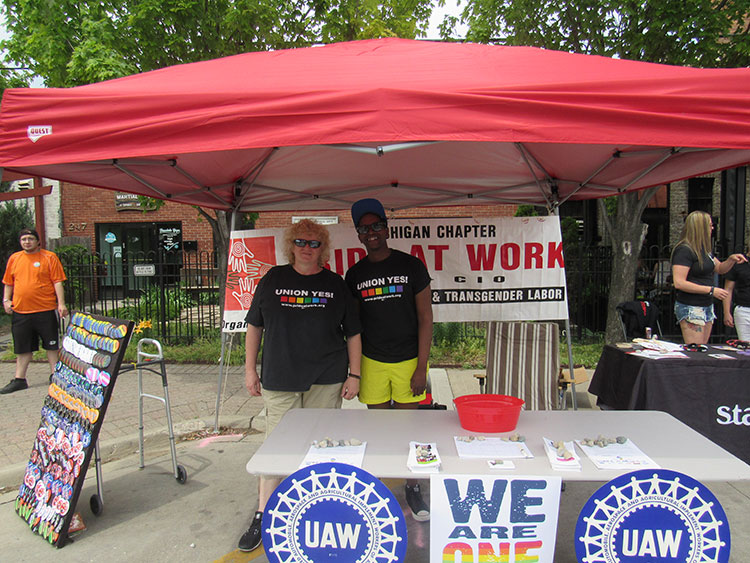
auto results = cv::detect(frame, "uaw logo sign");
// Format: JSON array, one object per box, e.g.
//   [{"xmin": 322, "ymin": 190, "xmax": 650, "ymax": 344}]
[
  {"xmin": 575, "ymin": 469, "xmax": 730, "ymax": 562},
  {"xmin": 27, "ymin": 125, "xmax": 53, "ymax": 143},
  {"xmin": 262, "ymin": 462, "xmax": 407, "ymax": 563}
]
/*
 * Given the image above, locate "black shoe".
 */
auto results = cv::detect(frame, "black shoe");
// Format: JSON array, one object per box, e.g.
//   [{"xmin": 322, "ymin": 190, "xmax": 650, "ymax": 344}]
[
  {"xmin": 238, "ymin": 511, "xmax": 263, "ymax": 552},
  {"xmin": 0, "ymin": 378, "xmax": 28, "ymax": 394},
  {"xmin": 405, "ymin": 483, "xmax": 430, "ymax": 521}
]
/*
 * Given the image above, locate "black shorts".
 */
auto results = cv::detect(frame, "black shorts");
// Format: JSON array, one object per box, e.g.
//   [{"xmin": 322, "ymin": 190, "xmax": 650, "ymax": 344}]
[{"xmin": 11, "ymin": 310, "xmax": 61, "ymax": 354}]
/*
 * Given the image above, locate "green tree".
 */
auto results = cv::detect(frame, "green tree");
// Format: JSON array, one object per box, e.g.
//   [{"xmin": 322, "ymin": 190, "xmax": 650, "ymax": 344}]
[
  {"xmin": 0, "ymin": 202, "xmax": 34, "ymax": 270},
  {"xmin": 1, "ymin": 0, "xmax": 435, "ymax": 315},
  {"xmin": 2, "ymin": 1, "xmax": 435, "ymax": 87},
  {"xmin": 447, "ymin": 0, "xmax": 750, "ymax": 343}
]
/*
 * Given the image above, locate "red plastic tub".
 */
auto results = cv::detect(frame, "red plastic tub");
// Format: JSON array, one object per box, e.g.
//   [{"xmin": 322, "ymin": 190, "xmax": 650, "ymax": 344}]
[{"xmin": 454, "ymin": 394, "xmax": 525, "ymax": 432}]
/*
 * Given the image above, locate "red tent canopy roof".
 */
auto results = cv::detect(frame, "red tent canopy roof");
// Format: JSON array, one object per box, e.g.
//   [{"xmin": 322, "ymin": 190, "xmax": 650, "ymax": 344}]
[{"xmin": 1, "ymin": 38, "xmax": 749, "ymax": 211}]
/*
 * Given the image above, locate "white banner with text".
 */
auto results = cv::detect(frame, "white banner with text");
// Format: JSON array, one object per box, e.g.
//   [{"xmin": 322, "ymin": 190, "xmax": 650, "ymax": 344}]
[
  {"xmin": 222, "ymin": 217, "xmax": 568, "ymax": 332},
  {"xmin": 430, "ymin": 474, "xmax": 562, "ymax": 563}
]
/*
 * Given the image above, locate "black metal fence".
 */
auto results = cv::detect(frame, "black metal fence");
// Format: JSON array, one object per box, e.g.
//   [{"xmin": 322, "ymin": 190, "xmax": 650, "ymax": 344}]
[
  {"xmin": 59, "ymin": 250, "xmax": 221, "ymax": 345},
  {"xmin": 53, "ymin": 245, "xmax": 736, "ymax": 345}
]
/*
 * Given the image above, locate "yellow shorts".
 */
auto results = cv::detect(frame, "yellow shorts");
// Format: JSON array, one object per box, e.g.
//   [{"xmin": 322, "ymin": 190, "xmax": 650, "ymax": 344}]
[{"xmin": 359, "ymin": 355, "xmax": 427, "ymax": 405}]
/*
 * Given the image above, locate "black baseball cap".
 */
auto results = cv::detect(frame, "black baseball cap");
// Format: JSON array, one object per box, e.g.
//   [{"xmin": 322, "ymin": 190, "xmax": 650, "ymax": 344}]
[{"xmin": 351, "ymin": 198, "xmax": 386, "ymax": 226}]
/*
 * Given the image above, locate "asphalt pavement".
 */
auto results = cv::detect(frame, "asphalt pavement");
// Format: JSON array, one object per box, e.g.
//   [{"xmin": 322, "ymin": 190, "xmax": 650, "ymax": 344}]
[{"xmin": 0, "ymin": 343, "xmax": 748, "ymax": 562}]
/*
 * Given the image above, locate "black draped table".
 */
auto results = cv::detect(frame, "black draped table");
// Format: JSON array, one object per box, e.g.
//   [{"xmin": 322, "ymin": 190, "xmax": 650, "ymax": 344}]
[{"xmin": 589, "ymin": 343, "xmax": 750, "ymax": 464}]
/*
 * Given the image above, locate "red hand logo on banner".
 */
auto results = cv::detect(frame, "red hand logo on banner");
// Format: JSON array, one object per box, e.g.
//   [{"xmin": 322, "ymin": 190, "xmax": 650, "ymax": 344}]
[{"xmin": 224, "ymin": 235, "xmax": 277, "ymax": 315}]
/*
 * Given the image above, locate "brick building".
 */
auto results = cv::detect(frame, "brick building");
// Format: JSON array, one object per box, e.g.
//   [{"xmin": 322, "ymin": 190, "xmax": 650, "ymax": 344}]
[
  {"xmin": 254, "ymin": 203, "xmax": 518, "ymax": 229},
  {"xmin": 61, "ymin": 182, "xmax": 518, "ymax": 251},
  {"xmin": 60, "ymin": 182, "xmax": 214, "ymax": 254},
  {"xmin": 58, "ymin": 181, "xmax": 518, "ymax": 297}
]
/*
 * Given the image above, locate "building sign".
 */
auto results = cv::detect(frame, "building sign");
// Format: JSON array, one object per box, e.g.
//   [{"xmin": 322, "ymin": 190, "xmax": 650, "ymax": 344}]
[
  {"xmin": 222, "ymin": 217, "xmax": 568, "ymax": 332},
  {"xmin": 158, "ymin": 226, "xmax": 181, "ymax": 252},
  {"xmin": 262, "ymin": 462, "xmax": 407, "ymax": 563},
  {"xmin": 114, "ymin": 192, "xmax": 156, "ymax": 212},
  {"xmin": 430, "ymin": 474, "xmax": 561, "ymax": 562},
  {"xmin": 133, "ymin": 264, "xmax": 155, "ymax": 277},
  {"xmin": 292, "ymin": 216, "xmax": 340, "ymax": 225},
  {"xmin": 575, "ymin": 469, "xmax": 731, "ymax": 563}
]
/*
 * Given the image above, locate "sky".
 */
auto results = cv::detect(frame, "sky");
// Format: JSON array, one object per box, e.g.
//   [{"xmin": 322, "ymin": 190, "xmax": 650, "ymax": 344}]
[{"xmin": 427, "ymin": 0, "xmax": 467, "ymax": 39}]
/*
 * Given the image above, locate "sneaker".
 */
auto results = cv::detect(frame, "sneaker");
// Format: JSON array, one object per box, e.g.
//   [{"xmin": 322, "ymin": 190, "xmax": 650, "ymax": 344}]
[
  {"xmin": 405, "ymin": 483, "xmax": 430, "ymax": 521},
  {"xmin": 0, "ymin": 378, "xmax": 28, "ymax": 394},
  {"xmin": 238, "ymin": 511, "xmax": 263, "ymax": 552}
]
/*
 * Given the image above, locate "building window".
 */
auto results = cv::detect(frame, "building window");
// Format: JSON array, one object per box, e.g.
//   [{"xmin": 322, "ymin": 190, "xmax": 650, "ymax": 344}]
[{"xmin": 688, "ymin": 177, "xmax": 714, "ymax": 215}]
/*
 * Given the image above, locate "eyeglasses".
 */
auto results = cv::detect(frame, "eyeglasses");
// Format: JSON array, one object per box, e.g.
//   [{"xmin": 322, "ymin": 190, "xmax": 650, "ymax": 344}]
[
  {"xmin": 293, "ymin": 239, "xmax": 321, "ymax": 249},
  {"xmin": 356, "ymin": 222, "xmax": 387, "ymax": 235}
]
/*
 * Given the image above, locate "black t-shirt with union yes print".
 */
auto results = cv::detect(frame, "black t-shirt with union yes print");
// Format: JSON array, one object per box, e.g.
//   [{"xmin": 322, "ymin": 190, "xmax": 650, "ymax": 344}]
[
  {"xmin": 245, "ymin": 264, "xmax": 361, "ymax": 392},
  {"xmin": 345, "ymin": 249, "xmax": 432, "ymax": 363}
]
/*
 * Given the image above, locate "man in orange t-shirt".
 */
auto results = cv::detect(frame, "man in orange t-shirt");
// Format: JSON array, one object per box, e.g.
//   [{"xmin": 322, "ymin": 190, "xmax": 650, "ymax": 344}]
[{"xmin": 2, "ymin": 228, "xmax": 68, "ymax": 394}]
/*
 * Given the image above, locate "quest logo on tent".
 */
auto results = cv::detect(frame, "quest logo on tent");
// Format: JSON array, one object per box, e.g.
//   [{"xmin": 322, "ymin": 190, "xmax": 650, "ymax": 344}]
[{"xmin": 27, "ymin": 125, "xmax": 52, "ymax": 143}]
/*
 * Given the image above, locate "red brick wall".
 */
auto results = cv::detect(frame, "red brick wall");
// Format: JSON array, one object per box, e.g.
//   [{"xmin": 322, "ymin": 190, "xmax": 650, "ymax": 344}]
[
  {"xmin": 61, "ymin": 182, "xmax": 517, "ymax": 248},
  {"xmin": 255, "ymin": 204, "xmax": 517, "ymax": 228},
  {"xmin": 60, "ymin": 183, "xmax": 215, "ymax": 252}
]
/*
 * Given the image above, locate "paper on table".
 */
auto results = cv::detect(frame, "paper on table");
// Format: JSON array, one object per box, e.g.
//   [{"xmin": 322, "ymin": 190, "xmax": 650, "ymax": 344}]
[
  {"xmin": 407, "ymin": 441, "xmax": 441, "ymax": 473},
  {"xmin": 487, "ymin": 459, "xmax": 516, "ymax": 470},
  {"xmin": 298, "ymin": 441, "xmax": 367, "ymax": 469},
  {"xmin": 629, "ymin": 349, "xmax": 688, "ymax": 360},
  {"xmin": 542, "ymin": 437, "xmax": 581, "ymax": 471},
  {"xmin": 707, "ymin": 353, "xmax": 736, "ymax": 360},
  {"xmin": 575, "ymin": 438, "xmax": 660, "ymax": 470},
  {"xmin": 453, "ymin": 436, "xmax": 533, "ymax": 459},
  {"xmin": 631, "ymin": 339, "xmax": 683, "ymax": 352}
]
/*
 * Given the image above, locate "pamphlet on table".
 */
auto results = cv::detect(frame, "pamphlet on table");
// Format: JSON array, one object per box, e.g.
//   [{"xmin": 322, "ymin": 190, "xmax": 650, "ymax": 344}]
[
  {"xmin": 407, "ymin": 441, "xmax": 442, "ymax": 473},
  {"xmin": 542, "ymin": 437, "xmax": 582, "ymax": 471},
  {"xmin": 575, "ymin": 438, "xmax": 660, "ymax": 470},
  {"xmin": 453, "ymin": 436, "xmax": 533, "ymax": 459},
  {"xmin": 299, "ymin": 440, "xmax": 367, "ymax": 469}
]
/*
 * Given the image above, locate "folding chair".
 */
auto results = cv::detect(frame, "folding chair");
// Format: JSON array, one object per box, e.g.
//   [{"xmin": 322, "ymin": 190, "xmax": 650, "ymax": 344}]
[
  {"xmin": 478, "ymin": 321, "xmax": 560, "ymax": 410},
  {"xmin": 616, "ymin": 300, "xmax": 662, "ymax": 340}
]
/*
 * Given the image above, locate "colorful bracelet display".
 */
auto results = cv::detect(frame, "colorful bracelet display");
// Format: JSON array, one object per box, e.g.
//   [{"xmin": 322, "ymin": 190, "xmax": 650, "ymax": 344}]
[{"xmin": 16, "ymin": 313, "xmax": 131, "ymax": 547}]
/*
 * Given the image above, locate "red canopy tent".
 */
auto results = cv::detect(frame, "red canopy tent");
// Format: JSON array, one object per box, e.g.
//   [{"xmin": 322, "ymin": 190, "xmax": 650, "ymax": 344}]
[
  {"xmin": 4, "ymin": 37, "xmax": 749, "ymax": 417},
  {"xmin": 0, "ymin": 37, "xmax": 749, "ymax": 213}
]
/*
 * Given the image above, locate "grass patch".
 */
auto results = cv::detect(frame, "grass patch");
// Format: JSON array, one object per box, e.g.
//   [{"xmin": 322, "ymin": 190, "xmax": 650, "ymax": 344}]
[
  {"xmin": 123, "ymin": 336, "xmax": 247, "ymax": 365},
  {"xmin": 431, "ymin": 337, "xmax": 486, "ymax": 369},
  {"xmin": 0, "ymin": 313, "xmax": 10, "ymax": 336},
  {"xmin": 1, "ymin": 327, "xmax": 605, "ymax": 370},
  {"xmin": 559, "ymin": 338, "xmax": 605, "ymax": 369}
]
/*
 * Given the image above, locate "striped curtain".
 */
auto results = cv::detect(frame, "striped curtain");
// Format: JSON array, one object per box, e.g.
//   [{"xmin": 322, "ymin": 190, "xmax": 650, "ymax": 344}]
[{"xmin": 485, "ymin": 322, "xmax": 560, "ymax": 410}]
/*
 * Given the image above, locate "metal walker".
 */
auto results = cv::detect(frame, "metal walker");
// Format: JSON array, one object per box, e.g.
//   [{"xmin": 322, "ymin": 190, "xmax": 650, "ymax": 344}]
[{"xmin": 89, "ymin": 338, "xmax": 187, "ymax": 516}]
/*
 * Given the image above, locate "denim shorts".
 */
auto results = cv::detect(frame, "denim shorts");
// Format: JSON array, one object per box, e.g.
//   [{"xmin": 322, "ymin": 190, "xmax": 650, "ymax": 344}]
[{"xmin": 674, "ymin": 301, "xmax": 716, "ymax": 326}]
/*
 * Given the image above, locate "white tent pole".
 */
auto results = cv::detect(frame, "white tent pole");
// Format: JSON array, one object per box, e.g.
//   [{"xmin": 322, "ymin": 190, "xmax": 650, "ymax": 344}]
[
  {"xmin": 214, "ymin": 331, "xmax": 230, "ymax": 432},
  {"xmin": 551, "ymin": 204, "xmax": 579, "ymax": 410},
  {"xmin": 214, "ymin": 210, "xmax": 240, "ymax": 432}
]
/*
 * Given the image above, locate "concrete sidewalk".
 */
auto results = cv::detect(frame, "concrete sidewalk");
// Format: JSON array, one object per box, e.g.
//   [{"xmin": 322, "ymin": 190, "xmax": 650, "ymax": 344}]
[
  {"xmin": 0, "ymin": 356, "xmax": 593, "ymax": 490},
  {"xmin": 0, "ymin": 354, "xmax": 747, "ymax": 562}
]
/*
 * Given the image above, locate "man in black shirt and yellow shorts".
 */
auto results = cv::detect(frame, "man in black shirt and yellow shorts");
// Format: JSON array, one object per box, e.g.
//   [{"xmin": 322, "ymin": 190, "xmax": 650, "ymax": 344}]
[{"xmin": 346, "ymin": 198, "xmax": 434, "ymax": 521}]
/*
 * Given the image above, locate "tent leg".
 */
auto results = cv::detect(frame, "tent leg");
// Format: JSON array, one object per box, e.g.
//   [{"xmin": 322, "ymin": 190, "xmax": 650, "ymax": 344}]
[
  {"xmin": 563, "ymin": 318, "xmax": 578, "ymax": 410},
  {"xmin": 214, "ymin": 331, "xmax": 232, "ymax": 433},
  {"xmin": 550, "ymin": 204, "xmax": 578, "ymax": 410}
]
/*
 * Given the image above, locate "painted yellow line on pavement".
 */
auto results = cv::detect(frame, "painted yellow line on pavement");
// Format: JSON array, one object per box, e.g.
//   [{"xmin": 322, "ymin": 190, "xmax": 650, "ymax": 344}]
[{"xmin": 214, "ymin": 547, "xmax": 264, "ymax": 562}]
